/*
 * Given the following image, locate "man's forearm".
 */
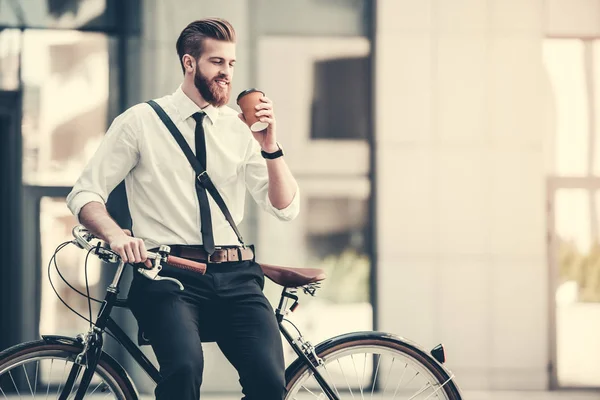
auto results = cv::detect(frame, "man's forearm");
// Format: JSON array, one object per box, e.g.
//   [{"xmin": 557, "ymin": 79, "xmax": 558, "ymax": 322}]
[
  {"xmin": 78, "ymin": 201, "xmax": 127, "ymax": 243},
  {"xmin": 265, "ymin": 157, "xmax": 298, "ymax": 210}
]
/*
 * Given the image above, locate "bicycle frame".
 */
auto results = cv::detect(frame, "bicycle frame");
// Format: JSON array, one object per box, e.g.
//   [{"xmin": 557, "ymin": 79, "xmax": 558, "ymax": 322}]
[{"xmin": 59, "ymin": 260, "xmax": 340, "ymax": 400}]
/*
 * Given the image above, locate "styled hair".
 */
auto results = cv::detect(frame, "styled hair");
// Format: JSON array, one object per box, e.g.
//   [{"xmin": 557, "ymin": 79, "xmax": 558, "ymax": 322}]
[{"xmin": 176, "ymin": 18, "xmax": 236, "ymax": 74}]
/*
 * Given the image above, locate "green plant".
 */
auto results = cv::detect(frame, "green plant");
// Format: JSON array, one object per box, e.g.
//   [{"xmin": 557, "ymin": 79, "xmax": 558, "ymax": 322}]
[
  {"xmin": 559, "ymin": 239, "xmax": 600, "ymax": 302},
  {"xmin": 311, "ymin": 249, "xmax": 370, "ymax": 303}
]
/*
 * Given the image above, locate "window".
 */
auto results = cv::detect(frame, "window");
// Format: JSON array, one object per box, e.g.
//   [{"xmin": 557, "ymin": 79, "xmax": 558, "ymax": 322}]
[
  {"xmin": 311, "ymin": 56, "xmax": 370, "ymax": 140},
  {"xmin": 306, "ymin": 197, "xmax": 370, "ymax": 303},
  {"xmin": 544, "ymin": 38, "xmax": 600, "ymax": 387},
  {"xmin": 21, "ymin": 30, "xmax": 116, "ymax": 186},
  {"xmin": 253, "ymin": 0, "xmax": 370, "ymax": 37},
  {"xmin": 0, "ymin": 29, "xmax": 21, "ymax": 90},
  {"xmin": 0, "ymin": 0, "xmax": 114, "ymax": 30}
]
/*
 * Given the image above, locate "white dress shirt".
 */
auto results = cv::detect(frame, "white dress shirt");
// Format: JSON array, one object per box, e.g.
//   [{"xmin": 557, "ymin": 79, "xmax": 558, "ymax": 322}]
[{"xmin": 67, "ymin": 86, "xmax": 300, "ymax": 248}]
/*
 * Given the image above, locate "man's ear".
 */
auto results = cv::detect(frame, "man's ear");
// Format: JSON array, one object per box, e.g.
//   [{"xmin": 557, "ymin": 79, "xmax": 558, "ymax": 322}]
[{"xmin": 183, "ymin": 55, "xmax": 195, "ymax": 73}]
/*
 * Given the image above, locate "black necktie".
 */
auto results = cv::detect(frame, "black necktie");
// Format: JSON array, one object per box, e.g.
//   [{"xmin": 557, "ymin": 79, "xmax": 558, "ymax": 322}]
[{"xmin": 192, "ymin": 112, "xmax": 215, "ymax": 254}]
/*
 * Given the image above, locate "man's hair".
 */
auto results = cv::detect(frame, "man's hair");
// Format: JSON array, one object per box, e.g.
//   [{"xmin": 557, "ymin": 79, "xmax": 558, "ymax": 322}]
[{"xmin": 176, "ymin": 18, "xmax": 236, "ymax": 74}]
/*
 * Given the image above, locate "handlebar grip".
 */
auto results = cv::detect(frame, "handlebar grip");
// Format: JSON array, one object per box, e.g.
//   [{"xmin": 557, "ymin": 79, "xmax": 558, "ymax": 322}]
[{"xmin": 166, "ymin": 255, "xmax": 207, "ymax": 275}]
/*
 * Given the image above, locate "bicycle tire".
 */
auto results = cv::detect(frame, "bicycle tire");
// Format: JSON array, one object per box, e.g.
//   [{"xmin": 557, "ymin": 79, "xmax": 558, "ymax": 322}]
[
  {"xmin": 285, "ymin": 332, "xmax": 462, "ymax": 400},
  {"xmin": 0, "ymin": 339, "xmax": 138, "ymax": 399}
]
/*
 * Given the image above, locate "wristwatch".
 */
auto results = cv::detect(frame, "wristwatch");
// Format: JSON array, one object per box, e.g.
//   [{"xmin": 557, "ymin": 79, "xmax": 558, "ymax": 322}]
[{"xmin": 261, "ymin": 142, "xmax": 284, "ymax": 159}]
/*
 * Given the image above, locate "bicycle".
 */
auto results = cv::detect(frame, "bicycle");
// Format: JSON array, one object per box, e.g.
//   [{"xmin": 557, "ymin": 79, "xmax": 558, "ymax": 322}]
[{"xmin": 0, "ymin": 225, "xmax": 463, "ymax": 399}]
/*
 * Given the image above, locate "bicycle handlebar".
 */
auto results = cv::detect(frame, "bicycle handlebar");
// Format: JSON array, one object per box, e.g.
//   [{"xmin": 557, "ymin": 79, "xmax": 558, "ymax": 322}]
[{"xmin": 71, "ymin": 225, "xmax": 207, "ymax": 290}]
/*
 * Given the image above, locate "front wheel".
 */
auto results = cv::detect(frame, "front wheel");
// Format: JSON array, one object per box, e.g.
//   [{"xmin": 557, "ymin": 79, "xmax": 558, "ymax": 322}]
[
  {"xmin": 0, "ymin": 338, "xmax": 137, "ymax": 399},
  {"xmin": 285, "ymin": 332, "xmax": 462, "ymax": 400}
]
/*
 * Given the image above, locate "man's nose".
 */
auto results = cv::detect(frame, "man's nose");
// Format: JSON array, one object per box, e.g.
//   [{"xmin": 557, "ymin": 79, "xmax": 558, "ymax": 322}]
[{"xmin": 220, "ymin": 66, "xmax": 233, "ymax": 77}]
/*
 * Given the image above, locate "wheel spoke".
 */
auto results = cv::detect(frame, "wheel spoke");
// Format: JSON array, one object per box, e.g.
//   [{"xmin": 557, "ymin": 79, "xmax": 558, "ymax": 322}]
[
  {"xmin": 46, "ymin": 359, "xmax": 54, "ymax": 400},
  {"xmin": 322, "ymin": 364, "xmax": 341, "ymax": 399},
  {"xmin": 391, "ymin": 363, "xmax": 408, "ymax": 399},
  {"xmin": 361, "ymin": 353, "xmax": 367, "ymax": 394},
  {"xmin": 381, "ymin": 357, "xmax": 395, "ymax": 395},
  {"xmin": 422, "ymin": 375, "xmax": 454, "ymax": 400},
  {"xmin": 407, "ymin": 382, "xmax": 431, "ymax": 400},
  {"xmin": 370, "ymin": 354, "xmax": 381, "ymax": 399},
  {"xmin": 0, "ymin": 385, "xmax": 8, "ymax": 399},
  {"xmin": 337, "ymin": 358, "xmax": 354, "ymax": 399},
  {"xmin": 65, "ymin": 367, "xmax": 82, "ymax": 400},
  {"xmin": 404, "ymin": 371, "xmax": 419, "ymax": 388},
  {"xmin": 8, "ymin": 370, "xmax": 21, "ymax": 399},
  {"xmin": 34, "ymin": 361, "xmax": 39, "ymax": 398},
  {"xmin": 300, "ymin": 384, "xmax": 320, "ymax": 398},
  {"xmin": 350, "ymin": 354, "xmax": 364, "ymax": 399},
  {"xmin": 56, "ymin": 360, "xmax": 68, "ymax": 398},
  {"xmin": 87, "ymin": 380, "xmax": 105, "ymax": 397},
  {"xmin": 23, "ymin": 364, "xmax": 34, "ymax": 397}
]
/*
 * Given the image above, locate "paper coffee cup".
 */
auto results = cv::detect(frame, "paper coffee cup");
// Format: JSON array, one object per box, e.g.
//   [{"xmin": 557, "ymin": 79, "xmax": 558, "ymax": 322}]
[{"xmin": 236, "ymin": 88, "xmax": 269, "ymax": 132}]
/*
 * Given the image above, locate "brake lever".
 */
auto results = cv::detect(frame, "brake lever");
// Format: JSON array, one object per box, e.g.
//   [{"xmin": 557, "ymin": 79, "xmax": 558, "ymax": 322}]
[
  {"xmin": 136, "ymin": 257, "xmax": 184, "ymax": 291},
  {"xmin": 154, "ymin": 275, "xmax": 184, "ymax": 290}
]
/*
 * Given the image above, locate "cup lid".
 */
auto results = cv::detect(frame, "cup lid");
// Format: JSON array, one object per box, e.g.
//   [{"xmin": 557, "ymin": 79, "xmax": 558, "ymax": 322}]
[{"xmin": 236, "ymin": 88, "xmax": 264, "ymax": 104}]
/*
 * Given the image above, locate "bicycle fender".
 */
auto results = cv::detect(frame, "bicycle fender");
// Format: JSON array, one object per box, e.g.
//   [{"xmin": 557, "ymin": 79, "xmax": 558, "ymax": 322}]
[
  {"xmin": 42, "ymin": 335, "xmax": 140, "ymax": 399},
  {"xmin": 284, "ymin": 331, "xmax": 462, "ymax": 397}
]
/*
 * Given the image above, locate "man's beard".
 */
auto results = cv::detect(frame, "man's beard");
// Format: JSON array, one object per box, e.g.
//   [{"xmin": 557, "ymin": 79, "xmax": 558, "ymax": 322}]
[{"xmin": 194, "ymin": 69, "xmax": 230, "ymax": 107}]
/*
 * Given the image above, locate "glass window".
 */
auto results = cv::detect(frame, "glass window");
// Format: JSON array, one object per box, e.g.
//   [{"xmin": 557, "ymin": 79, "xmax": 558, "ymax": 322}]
[
  {"xmin": 257, "ymin": 36, "xmax": 371, "ymax": 172},
  {"xmin": 543, "ymin": 39, "xmax": 589, "ymax": 176},
  {"xmin": 311, "ymin": 56, "xmax": 370, "ymax": 139},
  {"xmin": 545, "ymin": 38, "xmax": 600, "ymax": 388},
  {"xmin": 0, "ymin": 0, "xmax": 114, "ymax": 29},
  {"xmin": 306, "ymin": 197, "xmax": 370, "ymax": 303},
  {"xmin": 21, "ymin": 30, "xmax": 117, "ymax": 186},
  {"xmin": 594, "ymin": 41, "xmax": 600, "ymax": 175},
  {"xmin": 554, "ymin": 189, "xmax": 600, "ymax": 387},
  {"xmin": 543, "ymin": 39, "xmax": 600, "ymax": 176},
  {"xmin": 0, "ymin": 28, "xmax": 21, "ymax": 90}
]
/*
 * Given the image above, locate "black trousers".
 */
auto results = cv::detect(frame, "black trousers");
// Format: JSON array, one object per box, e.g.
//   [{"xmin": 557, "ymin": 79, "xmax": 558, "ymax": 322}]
[{"xmin": 127, "ymin": 260, "xmax": 285, "ymax": 400}]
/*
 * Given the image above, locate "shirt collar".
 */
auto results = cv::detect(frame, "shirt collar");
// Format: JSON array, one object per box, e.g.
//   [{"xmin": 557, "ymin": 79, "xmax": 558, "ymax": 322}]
[{"xmin": 172, "ymin": 85, "xmax": 219, "ymax": 125}]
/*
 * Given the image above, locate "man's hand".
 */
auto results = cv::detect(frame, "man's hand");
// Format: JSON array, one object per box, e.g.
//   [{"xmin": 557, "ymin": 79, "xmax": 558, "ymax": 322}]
[
  {"xmin": 238, "ymin": 96, "xmax": 278, "ymax": 152},
  {"xmin": 108, "ymin": 229, "xmax": 153, "ymax": 268}
]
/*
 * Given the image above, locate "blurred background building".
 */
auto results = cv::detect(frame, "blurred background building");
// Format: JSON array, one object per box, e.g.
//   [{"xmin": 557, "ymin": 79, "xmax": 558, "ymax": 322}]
[{"xmin": 0, "ymin": 0, "xmax": 599, "ymax": 396}]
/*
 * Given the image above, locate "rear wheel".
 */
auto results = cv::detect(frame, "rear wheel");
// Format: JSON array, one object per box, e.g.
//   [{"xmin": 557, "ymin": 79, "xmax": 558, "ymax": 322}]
[
  {"xmin": 0, "ymin": 340, "xmax": 136, "ymax": 399},
  {"xmin": 285, "ymin": 336, "xmax": 462, "ymax": 400}
]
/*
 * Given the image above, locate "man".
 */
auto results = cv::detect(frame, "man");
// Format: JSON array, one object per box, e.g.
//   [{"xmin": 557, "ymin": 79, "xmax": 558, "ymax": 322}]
[{"xmin": 66, "ymin": 18, "xmax": 299, "ymax": 399}]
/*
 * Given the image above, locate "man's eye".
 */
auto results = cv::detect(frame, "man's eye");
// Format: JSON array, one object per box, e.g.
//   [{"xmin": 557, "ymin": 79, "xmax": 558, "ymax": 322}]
[{"xmin": 213, "ymin": 60, "xmax": 223, "ymax": 65}]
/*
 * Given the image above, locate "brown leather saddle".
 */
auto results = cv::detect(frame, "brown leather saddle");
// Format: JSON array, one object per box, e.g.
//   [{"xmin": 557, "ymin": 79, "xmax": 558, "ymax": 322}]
[{"xmin": 259, "ymin": 263, "xmax": 327, "ymax": 288}]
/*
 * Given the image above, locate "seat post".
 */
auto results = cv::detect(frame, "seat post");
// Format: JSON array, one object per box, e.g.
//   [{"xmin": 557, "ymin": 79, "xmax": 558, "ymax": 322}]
[{"xmin": 275, "ymin": 287, "xmax": 299, "ymax": 323}]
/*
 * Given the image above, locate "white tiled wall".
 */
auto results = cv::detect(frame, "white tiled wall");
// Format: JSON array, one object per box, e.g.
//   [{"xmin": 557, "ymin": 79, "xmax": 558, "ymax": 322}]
[
  {"xmin": 376, "ymin": 0, "xmax": 552, "ymax": 390},
  {"xmin": 546, "ymin": 0, "xmax": 600, "ymax": 37}
]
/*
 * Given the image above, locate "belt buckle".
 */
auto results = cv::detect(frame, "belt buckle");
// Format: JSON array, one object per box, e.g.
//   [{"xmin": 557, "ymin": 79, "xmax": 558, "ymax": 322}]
[
  {"xmin": 208, "ymin": 246, "xmax": 225, "ymax": 264},
  {"xmin": 197, "ymin": 171, "xmax": 209, "ymax": 186}
]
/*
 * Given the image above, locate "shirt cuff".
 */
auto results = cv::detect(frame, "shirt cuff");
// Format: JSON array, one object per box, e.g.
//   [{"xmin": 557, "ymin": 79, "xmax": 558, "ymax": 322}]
[
  {"xmin": 67, "ymin": 191, "xmax": 106, "ymax": 223},
  {"xmin": 265, "ymin": 185, "xmax": 300, "ymax": 221}
]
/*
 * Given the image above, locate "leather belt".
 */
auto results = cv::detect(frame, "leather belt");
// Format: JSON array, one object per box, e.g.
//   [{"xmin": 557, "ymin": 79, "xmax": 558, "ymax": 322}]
[{"xmin": 168, "ymin": 245, "xmax": 254, "ymax": 264}]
